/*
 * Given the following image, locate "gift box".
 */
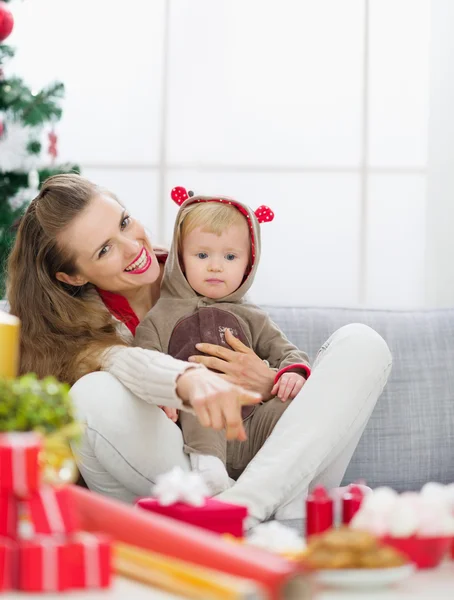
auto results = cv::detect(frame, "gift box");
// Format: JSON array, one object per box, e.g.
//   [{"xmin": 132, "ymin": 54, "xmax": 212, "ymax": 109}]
[
  {"xmin": 19, "ymin": 485, "xmax": 78, "ymax": 537},
  {"xmin": 67, "ymin": 532, "xmax": 112, "ymax": 589},
  {"xmin": 0, "ymin": 537, "xmax": 15, "ymax": 591},
  {"xmin": 137, "ymin": 497, "xmax": 248, "ymax": 538},
  {"xmin": 0, "ymin": 492, "xmax": 17, "ymax": 539},
  {"xmin": 0, "ymin": 432, "xmax": 41, "ymax": 498},
  {"xmin": 18, "ymin": 536, "xmax": 70, "ymax": 592}
]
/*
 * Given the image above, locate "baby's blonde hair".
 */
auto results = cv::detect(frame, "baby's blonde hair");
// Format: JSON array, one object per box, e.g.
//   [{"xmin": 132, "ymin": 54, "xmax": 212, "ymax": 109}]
[{"xmin": 177, "ymin": 198, "xmax": 248, "ymax": 255}]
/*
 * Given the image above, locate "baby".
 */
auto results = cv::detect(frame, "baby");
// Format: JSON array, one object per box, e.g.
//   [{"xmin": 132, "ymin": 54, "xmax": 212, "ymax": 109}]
[{"xmin": 134, "ymin": 187, "xmax": 311, "ymax": 495}]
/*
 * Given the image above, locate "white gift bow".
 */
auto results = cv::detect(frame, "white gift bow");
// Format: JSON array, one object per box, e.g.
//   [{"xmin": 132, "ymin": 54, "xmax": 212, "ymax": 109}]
[
  {"xmin": 247, "ymin": 522, "xmax": 306, "ymax": 553},
  {"xmin": 152, "ymin": 466, "xmax": 210, "ymax": 507}
]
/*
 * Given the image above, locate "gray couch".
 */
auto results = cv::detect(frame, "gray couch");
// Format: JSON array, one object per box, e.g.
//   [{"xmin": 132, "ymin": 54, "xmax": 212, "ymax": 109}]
[
  {"xmin": 2, "ymin": 299, "xmax": 452, "ymax": 490},
  {"xmin": 266, "ymin": 306, "xmax": 454, "ymax": 491}
]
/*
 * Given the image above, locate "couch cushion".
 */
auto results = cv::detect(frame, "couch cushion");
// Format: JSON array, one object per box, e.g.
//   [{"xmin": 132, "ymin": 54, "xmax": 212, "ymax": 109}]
[{"xmin": 265, "ymin": 306, "xmax": 454, "ymax": 491}]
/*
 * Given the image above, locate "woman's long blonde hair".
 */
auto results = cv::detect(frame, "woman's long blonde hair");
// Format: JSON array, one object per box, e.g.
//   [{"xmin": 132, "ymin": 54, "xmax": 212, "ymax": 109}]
[{"xmin": 7, "ymin": 174, "xmax": 127, "ymax": 385}]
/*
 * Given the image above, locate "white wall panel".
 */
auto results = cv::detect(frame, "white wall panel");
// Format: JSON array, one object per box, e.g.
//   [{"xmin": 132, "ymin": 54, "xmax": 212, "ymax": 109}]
[
  {"xmin": 368, "ymin": 0, "xmax": 430, "ymax": 167},
  {"xmin": 167, "ymin": 0, "xmax": 364, "ymax": 167},
  {"xmin": 366, "ymin": 175, "xmax": 426, "ymax": 307}
]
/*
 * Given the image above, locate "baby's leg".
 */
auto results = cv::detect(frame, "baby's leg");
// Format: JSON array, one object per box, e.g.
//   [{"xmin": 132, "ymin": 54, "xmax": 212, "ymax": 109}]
[
  {"xmin": 178, "ymin": 411, "xmax": 231, "ymax": 495},
  {"xmin": 227, "ymin": 398, "xmax": 292, "ymax": 480}
]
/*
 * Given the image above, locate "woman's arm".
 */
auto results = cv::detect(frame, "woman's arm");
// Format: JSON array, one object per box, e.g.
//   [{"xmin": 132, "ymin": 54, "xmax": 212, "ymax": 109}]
[
  {"xmin": 102, "ymin": 345, "xmax": 262, "ymax": 440},
  {"xmin": 102, "ymin": 345, "xmax": 196, "ymax": 408}
]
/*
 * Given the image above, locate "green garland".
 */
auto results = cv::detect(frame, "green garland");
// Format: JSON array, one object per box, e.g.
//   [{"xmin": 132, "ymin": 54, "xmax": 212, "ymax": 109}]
[{"xmin": 0, "ymin": 373, "xmax": 76, "ymax": 434}]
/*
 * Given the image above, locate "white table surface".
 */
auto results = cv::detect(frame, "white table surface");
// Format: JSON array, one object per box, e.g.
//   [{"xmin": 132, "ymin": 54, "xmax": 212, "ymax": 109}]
[
  {"xmin": 315, "ymin": 562, "xmax": 454, "ymax": 600},
  {"xmin": 3, "ymin": 562, "xmax": 453, "ymax": 599}
]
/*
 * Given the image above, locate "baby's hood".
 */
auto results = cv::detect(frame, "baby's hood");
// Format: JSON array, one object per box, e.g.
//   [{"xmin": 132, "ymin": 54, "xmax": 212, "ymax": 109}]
[{"xmin": 160, "ymin": 187, "xmax": 274, "ymax": 303}]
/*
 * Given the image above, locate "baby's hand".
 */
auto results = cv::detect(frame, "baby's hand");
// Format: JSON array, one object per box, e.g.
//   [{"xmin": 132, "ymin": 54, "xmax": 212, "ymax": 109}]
[
  {"xmin": 271, "ymin": 373, "xmax": 306, "ymax": 402},
  {"xmin": 159, "ymin": 406, "xmax": 179, "ymax": 422}
]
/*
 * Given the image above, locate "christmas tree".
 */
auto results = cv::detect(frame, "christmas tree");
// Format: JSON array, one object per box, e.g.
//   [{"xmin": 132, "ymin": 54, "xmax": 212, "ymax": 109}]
[{"xmin": 0, "ymin": 0, "xmax": 79, "ymax": 296}]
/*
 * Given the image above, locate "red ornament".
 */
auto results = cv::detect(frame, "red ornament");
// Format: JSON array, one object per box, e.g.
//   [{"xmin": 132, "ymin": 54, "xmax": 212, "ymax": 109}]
[
  {"xmin": 0, "ymin": 2, "xmax": 14, "ymax": 43},
  {"xmin": 254, "ymin": 205, "xmax": 274, "ymax": 223},
  {"xmin": 171, "ymin": 186, "xmax": 189, "ymax": 206},
  {"xmin": 48, "ymin": 131, "xmax": 58, "ymax": 160}
]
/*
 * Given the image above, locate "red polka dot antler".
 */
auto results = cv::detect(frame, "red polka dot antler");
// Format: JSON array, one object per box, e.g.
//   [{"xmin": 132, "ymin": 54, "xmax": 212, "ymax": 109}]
[
  {"xmin": 254, "ymin": 205, "xmax": 274, "ymax": 223},
  {"xmin": 171, "ymin": 186, "xmax": 194, "ymax": 206}
]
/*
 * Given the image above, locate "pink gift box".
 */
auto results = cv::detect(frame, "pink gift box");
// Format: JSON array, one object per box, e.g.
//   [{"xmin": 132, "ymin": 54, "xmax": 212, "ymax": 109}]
[
  {"xmin": 0, "ymin": 537, "xmax": 15, "ymax": 591},
  {"xmin": 67, "ymin": 532, "xmax": 112, "ymax": 589},
  {"xmin": 0, "ymin": 432, "xmax": 41, "ymax": 498},
  {"xmin": 18, "ymin": 536, "xmax": 71, "ymax": 592},
  {"xmin": 136, "ymin": 497, "xmax": 248, "ymax": 537},
  {"xmin": 19, "ymin": 485, "xmax": 79, "ymax": 538}
]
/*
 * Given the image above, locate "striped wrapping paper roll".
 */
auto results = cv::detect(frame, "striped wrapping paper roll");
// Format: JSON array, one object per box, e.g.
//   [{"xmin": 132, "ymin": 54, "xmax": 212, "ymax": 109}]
[
  {"xmin": 68, "ymin": 485, "xmax": 311, "ymax": 600},
  {"xmin": 115, "ymin": 542, "xmax": 263, "ymax": 599},
  {"xmin": 0, "ymin": 312, "xmax": 20, "ymax": 379}
]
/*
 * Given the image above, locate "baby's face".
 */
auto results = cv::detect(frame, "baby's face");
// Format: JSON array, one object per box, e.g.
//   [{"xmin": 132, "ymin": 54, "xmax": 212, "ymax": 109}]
[{"xmin": 181, "ymin": 222, "xmax": 250, "ymax": 299}]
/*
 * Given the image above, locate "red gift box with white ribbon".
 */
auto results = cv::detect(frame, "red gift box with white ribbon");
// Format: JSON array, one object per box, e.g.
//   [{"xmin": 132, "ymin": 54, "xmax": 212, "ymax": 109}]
[
  {"xmin": 0, "ymin": 537, "xmax": 14, "ymax": 591},
  {"xmin": 137, "ymin": 497, "xmax": 248, "ymax": 538},
  {"xmin": 0, "ymin": 492, "xmax": 17, "ymax": 539},
  {"xmin": 67, "ymin": 532, "xmax": 112, "ymax": 589},
  {"xmin": 0, "ymin": 432, "xmax": 41, "ymax": 498},
  {"xmin": 18, "ymin": 536, "xmax": 71, "ymax": 592},
  {"xmin": 136, "ymin": 467, "xmax": 248, "ymax": 537},
  {"xmin": 18, "ymin": 485, "xmax": 79, "ymax": 538}
]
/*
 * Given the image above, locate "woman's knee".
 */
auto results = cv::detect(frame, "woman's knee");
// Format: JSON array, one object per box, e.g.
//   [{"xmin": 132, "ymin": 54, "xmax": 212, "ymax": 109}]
[
  {"xmin": 330, "ymin": 323, "xmax": 392, "ymax": 368},
  {"xmin": 70, "ymin": 371, "xmax": 131, "ymax": 424}
]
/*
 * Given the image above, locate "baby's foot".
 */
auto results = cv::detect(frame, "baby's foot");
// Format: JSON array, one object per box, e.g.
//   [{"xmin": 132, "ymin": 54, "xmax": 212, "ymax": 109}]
[{"xmin": 189, "ymin": 454, "xmax": 232, "ymax": 496}]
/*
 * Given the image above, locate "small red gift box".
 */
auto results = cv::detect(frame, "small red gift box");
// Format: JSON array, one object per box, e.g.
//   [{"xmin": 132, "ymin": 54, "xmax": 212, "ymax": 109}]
[
  {"xmin": 18, "ymin": 536, "xmax": 70, "ymax": 592},
  {"xmin": 0, "ymin": 492, "xmax": 17, "ymax": 539},
  {"xmin": 19, "ymin": 485, "xmax": 78, "ymax": 537},
  {"xmin": 136, "ymin": 497, "xmax": 248, "ymax": 537},
  {"xmin": 68, "ymin": 532, "xmax": 112, "ymax": 589},
  {"xmin": 0, "ymin": 537, "xmax": 15, "ymax": 591},
  {"xmin": 0, "ymin": 432, "xmax": 41, "ymax": 498}
]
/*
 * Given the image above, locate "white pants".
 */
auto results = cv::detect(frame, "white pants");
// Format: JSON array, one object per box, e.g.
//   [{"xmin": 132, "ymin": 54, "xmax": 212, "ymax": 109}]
[{"xmin": 70, "ymin": 324, "xmax": 392, "ymax": 521}]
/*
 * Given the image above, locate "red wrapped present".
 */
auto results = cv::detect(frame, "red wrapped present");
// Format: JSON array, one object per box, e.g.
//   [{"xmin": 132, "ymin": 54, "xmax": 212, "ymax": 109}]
[
  {"xmin": 137, "ymin": 497, "xmax": 248, "ymax": 538},
  {"xmin": 68, "ymin": 532, "xmax": 112, "ymax": 589},
  {"xmin": 0, "ymin": 538, "xmax": 15, "ymax": 591},
  {"xmin": 0, "ymin": 492, "xmax": 17, "ymax": 539},
  {"xmin": 0, "ymin": 432, "xmax": 41, "ymax": 498},
  {"xmin": 18, "ymin": 536, "xmax": 70, "ymax": 592},
  {"xmin": 19, "ymin": 485, "xmax": 78, "ymax": 537}
]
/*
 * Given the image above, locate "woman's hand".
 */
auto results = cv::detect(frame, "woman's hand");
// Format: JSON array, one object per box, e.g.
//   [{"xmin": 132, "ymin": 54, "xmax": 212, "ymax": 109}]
[
  {"xmin": 176, "ymin": 367, "xmax": 262, "ymax": 441},
  {"xmin": 187, "ymin": 329, "xmax": 275, "ymax": 400}
]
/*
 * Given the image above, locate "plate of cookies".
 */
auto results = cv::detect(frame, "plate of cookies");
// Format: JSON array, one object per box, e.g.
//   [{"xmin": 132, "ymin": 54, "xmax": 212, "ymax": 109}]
[{"xmin": 303, "ymin": 527, "xmax": 415, "ymax": 589}]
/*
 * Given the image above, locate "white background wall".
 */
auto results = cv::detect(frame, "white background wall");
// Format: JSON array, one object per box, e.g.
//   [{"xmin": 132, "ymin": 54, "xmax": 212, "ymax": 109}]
[
  {"xmin": 7, "ymin": 0, "xmax": 444, "ymax": 308},
  {"xmin": 425, "ymin": 0, "xmax": 454, "ymax": 307}
]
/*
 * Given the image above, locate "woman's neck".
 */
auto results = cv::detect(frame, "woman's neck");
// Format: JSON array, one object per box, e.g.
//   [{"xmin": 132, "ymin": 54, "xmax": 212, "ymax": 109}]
[{"xmin": 121, "ymin": 267, "xmax": 163, "ymax": 322}]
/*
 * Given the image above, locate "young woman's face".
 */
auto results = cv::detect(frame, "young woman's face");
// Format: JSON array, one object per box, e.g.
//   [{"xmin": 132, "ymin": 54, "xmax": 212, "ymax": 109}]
[{"xmin": 56, "ymin": 193, "xmax": 161, "ymax": 292}]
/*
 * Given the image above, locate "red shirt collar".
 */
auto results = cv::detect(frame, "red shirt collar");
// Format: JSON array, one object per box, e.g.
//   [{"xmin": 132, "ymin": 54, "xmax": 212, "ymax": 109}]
[{"xmin": 97, "ymin": 253, "xmax": 167, "ymax": 336}]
